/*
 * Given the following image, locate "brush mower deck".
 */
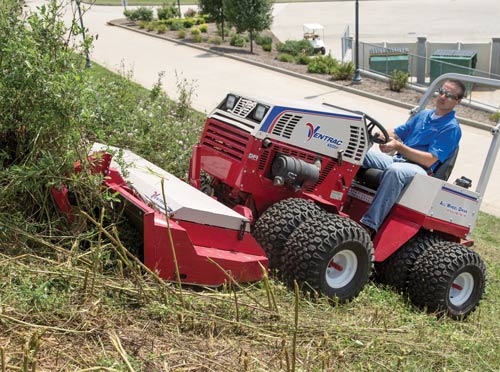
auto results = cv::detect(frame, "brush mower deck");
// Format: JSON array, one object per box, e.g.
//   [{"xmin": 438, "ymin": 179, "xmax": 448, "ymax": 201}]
[{"xmin": 52, "ymin": 143, "xmax": 268, "ymax": 286}]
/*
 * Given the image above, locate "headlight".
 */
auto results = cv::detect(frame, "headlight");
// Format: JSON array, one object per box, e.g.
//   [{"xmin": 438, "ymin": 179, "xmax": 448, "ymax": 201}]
[
  {"xmin": 226, "ymin": 94, "xmax": 238, "ymax": 110},
  {"xmin": 253, "ymin": 104, "xmax": 268, "ymax": 121}
]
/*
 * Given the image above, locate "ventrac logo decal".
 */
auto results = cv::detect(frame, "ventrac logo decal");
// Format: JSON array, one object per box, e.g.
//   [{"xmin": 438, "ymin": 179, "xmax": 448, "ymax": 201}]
[
  {"xmin": 151, "ymin": 191, "xmax": 173, "ymax": 213},
  {"xmin": 305, "ymin": 123, "xmax": 343, "ymax": 149},
  {"xmin": 305, "ymin": 123, "xmax": 318, "ymax": 142}
]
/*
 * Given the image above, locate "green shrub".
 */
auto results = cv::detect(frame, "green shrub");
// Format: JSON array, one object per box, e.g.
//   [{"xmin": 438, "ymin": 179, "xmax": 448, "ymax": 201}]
[
  {"xmin": 169, "ymin": 19, "xmax": 184, "ymax": 31},
  {"xmin": 124, "ymin": 7, "xmax": 153, "ymax": 22},
  {"xmin": 278, "ymin": 53, "xmax": 295, "ymax": 63},
  {"xmin": 230, "ymin": 33, "xmax": 246, "ymax": 47},
  {"xmin": 210, "ymin": 36, "xmax": 222, "ymax": 45},
  {"xmin": 331, "ymin": 61, "xmax": 355, "ymax": 80},
  {"xmin": 157, "ymin": 24, "xmax": 167, "ymax": 34},
  {"xmin": 389, "ymin": 69, "xmax": 409, "ymax": 92},
  {"xmin": 199, "ymin": 23, "xmax": 208, "ymax": 33},
  {"xmin": 255, "ymin": 34, "xmax": 272, "ymax": 46},
  {"xmin": 177, "ymin": 29, "xmax": 186, "ymax": 39},
  {"xmin": 307, "ymin": 55, "xmax": 339, "ymax": 74},
  {"xmin": 490, "ymin": 111, "xmax": 500, "ymax": 122},
  {"xmin": 146, "ymin": 22, "xmax": 155, "ymax": 32},
  {"xmin": 138, "ymin": 7, "xmax": 154, "ymax": 22},
  {"xmin": 155, "ymin": 19, "xmax": 169, "ymax": 27},
  {"xmin": 192, "ymin": 34, "xmax": 202, "ymax": 43},
  {"xmin": 194, "ymin": 16, "xmax": 207, "ymax": 25},
  {"xmin": 183, "ymin": 17, "xmax": 195, "ymax": 28},
  {"xmin": 191, "ymin": 27, "xmax": 201, "ymax": 36},
  {"xmin": 277, "ymin": 39, "xmax": 314, "ymax": 56},
  {"xmin": 295, "ymin": 54, "xmax": 311, "ymax": 65},
  {"xmin": 262, "ymin": 43, "xmax": 272, "ymax": 52},
  {"xmin": 157, "ymin": 3, "xmax": 179, "ymax": 20},
  {"xmin": 156, "ymin": 7, "xmax": 168, "ymax": 21},
  {"xmin": 123, "ymin": 9, "xmax": 137, "ymax": 21},
  {"xmin": 137, "ymin": 20, "xmax": 148, "ymax": 29}
]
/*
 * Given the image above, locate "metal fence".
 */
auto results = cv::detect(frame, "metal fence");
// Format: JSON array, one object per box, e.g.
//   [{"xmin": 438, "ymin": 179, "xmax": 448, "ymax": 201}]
[
  {"xmin": 339, "ymin": 34, "xmax": 500, "ymax": 110},
  {"xmin": 358, "ymin": 41, "xmax": 500, "ymax": 81}
]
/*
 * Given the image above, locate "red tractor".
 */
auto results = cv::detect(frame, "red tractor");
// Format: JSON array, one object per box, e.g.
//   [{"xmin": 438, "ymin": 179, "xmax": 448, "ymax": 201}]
[{"xmin": 189, "ymin": 73, "xmax": 500, "ymax": 318}]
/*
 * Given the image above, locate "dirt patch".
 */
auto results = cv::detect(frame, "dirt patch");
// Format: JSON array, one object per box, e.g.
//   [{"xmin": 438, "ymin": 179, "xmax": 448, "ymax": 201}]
[{"xmin": 115, "ymin": 20, "xmax": 494, "ymax": 126}]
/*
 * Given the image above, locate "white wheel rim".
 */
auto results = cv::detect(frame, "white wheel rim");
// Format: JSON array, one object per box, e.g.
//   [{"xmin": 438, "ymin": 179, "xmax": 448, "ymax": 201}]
[
  {"xmin": 325, "ymin": 249, "xmax": 358, "ymax": 289},
  {"xmin": 449, "ymin": 272, "xmax": 474, "ymax": 307}
]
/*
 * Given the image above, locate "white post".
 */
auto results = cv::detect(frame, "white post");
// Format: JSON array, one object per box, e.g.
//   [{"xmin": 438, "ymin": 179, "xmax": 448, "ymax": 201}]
[{"xmin": 491, "ymin": 38, "xmax": 500, "ymax": 79}]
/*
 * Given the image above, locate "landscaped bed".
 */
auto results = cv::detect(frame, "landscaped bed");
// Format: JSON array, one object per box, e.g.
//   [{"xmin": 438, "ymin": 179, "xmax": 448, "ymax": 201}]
[{"xmin": 114, "ymin": 11, "xmax": 496, "ymax": 127}]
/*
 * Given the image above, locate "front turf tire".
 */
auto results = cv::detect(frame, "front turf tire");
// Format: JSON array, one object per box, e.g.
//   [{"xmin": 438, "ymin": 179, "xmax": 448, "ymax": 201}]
[
  {"xmin": 283, "ymin": 214, "xmax": 374, "ymax": 303},
  {"xmin": 252, "ymin": 198, "xmax": 323, "ymax": 272},
  {"xmin": 408, "ymin": 242, "xmax": 486, "ymax": 320}
]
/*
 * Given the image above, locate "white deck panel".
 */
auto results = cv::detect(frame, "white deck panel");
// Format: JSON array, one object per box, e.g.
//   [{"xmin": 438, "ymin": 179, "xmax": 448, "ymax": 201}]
[{"xmin": 91, "ymin": 143, "xmax": 249, "ymax": 231}]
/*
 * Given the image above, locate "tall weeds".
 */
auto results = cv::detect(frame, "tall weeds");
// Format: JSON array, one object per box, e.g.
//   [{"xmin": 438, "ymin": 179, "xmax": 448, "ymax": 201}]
[{"xmin": 0, "ymin": 0, "xmax": 203, "ymax": 247}]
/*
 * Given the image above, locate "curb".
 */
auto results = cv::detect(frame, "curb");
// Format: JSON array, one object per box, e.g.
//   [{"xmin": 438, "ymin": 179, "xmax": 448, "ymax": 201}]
[{"xmin": 109, "ymin": 20, "xmax": 493, "ymax": 132}]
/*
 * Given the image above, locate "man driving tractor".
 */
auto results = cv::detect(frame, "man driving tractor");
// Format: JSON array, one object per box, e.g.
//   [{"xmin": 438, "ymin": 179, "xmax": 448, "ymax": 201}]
[{"xmin": 360, "ymin": 79, "xmax": 466, "ymax": 235}]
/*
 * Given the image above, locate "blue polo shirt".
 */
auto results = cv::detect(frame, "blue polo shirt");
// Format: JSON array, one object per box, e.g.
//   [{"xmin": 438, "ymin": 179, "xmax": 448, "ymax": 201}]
[{"xmin": 394, "ymin": 109, "xmax": 461, "ymax": 171}]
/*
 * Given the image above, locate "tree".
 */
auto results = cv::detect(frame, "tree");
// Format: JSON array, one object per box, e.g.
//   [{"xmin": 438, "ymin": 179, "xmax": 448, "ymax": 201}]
[
  {"xmin": 223, "ymin": 0, "xmax": 273, "ymax": 53},
  {"xmin": 198, "ymin": 0, "xmax": 226, "ymax": 41}
]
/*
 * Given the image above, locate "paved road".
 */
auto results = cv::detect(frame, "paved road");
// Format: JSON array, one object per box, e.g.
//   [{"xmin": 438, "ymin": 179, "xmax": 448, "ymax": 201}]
[
  {"xmin": 27, "ymin": 0, "xmax": 500, "ymax": 217},
  {"xmin": 273, "ymin": 0, "xmax": 500, "ymax": 57}
]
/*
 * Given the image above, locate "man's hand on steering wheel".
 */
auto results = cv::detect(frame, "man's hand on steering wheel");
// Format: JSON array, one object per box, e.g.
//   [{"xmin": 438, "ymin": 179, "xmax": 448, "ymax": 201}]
[{"xmin": 364, "ymin": 113, "xmax": 389, "ymax": 145}]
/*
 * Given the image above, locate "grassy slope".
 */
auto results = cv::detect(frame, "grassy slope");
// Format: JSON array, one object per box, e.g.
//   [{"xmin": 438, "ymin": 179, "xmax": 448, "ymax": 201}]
[{"xmin": 0, "ymin": 63, "xmax": 498, "ymax": 371}]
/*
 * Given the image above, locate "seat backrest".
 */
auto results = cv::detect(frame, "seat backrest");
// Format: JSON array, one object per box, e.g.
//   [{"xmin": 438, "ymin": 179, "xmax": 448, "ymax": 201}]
[{"xmin": 431, "ymin": 146, "xmax": 459, "ymax": 181}]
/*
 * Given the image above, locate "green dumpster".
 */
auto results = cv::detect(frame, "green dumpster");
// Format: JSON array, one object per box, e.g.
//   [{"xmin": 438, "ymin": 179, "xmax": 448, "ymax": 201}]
[
  {"xmin": 430, "ymin": 49, "xmax": 477, "ymax": 86},
  {"xmin": 369, "ymin": 47, "xmax": 409, "ymax": 75}
]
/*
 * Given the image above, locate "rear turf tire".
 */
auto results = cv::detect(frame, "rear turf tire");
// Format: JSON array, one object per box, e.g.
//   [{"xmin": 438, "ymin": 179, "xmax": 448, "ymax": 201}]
[
  {"xmin": 252, "ymin": 198, "xmax": 323, "ymax": 272},
  {"xmin": 283, "ymin": 213, "xmax": 373, "ymax": 303},
  {"xmin": 375, "ymin": 231, "xmax": 442, "ymax": 291},
  {"xmin": 408, "ymin": 241, "xmax": 486, "ymax": 320}
]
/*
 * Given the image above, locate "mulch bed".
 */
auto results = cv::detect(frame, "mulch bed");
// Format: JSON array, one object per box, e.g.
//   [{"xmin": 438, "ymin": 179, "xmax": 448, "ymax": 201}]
[{"xmin": 114, "ymin": 19, "xmax": 494, "ymax": 126}]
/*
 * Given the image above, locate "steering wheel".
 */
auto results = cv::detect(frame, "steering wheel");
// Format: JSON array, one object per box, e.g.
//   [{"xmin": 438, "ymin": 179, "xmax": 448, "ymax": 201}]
[{"xmin": 364, "ymin": 113, "xmax": 390, "ymax": 145}]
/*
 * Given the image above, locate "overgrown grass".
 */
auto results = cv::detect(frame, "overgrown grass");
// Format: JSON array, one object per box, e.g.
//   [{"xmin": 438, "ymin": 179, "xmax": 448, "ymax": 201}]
[
  {"xmin": 0, "ymin": 208, "xmax": 498, "ymax": 371},
  {"xmin": 81, "ymin": 62, "xmax": 204, "ymax": 178}
]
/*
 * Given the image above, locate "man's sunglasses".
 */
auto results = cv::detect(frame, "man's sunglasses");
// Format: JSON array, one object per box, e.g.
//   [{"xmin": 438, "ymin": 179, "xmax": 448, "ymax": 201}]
[{"xmin": 436, "ymin": 87, "xmax": 459, "ymax": 100}]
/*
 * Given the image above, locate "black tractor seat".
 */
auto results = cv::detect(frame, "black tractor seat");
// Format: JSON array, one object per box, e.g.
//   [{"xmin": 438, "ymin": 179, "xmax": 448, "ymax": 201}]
[{"xmin": 355, "ymin": 147, "xmax": 459, "ymax": 189}]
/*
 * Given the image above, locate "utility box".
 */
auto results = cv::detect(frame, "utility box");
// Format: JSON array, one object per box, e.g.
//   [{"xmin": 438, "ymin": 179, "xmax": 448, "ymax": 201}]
[
  {"xmin": 430, "ymin": 50, "xmax": 477, "ymax": 85},
  {"xmin": 369, "ymin": 47, "xmax": 409, "ymax": 75}
]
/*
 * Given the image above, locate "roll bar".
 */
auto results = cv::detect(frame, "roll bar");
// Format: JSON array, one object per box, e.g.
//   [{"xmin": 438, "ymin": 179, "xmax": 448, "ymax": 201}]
[{"xmin": 411, "ymin": 73, "xmax": 500, "ymax": 200}]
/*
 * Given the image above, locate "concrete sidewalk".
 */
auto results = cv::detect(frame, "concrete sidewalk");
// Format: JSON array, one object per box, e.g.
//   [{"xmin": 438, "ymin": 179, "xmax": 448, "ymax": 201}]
[{"xmin": 28, "ymin": 0, "xmax": 500, "ymax": 217}]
